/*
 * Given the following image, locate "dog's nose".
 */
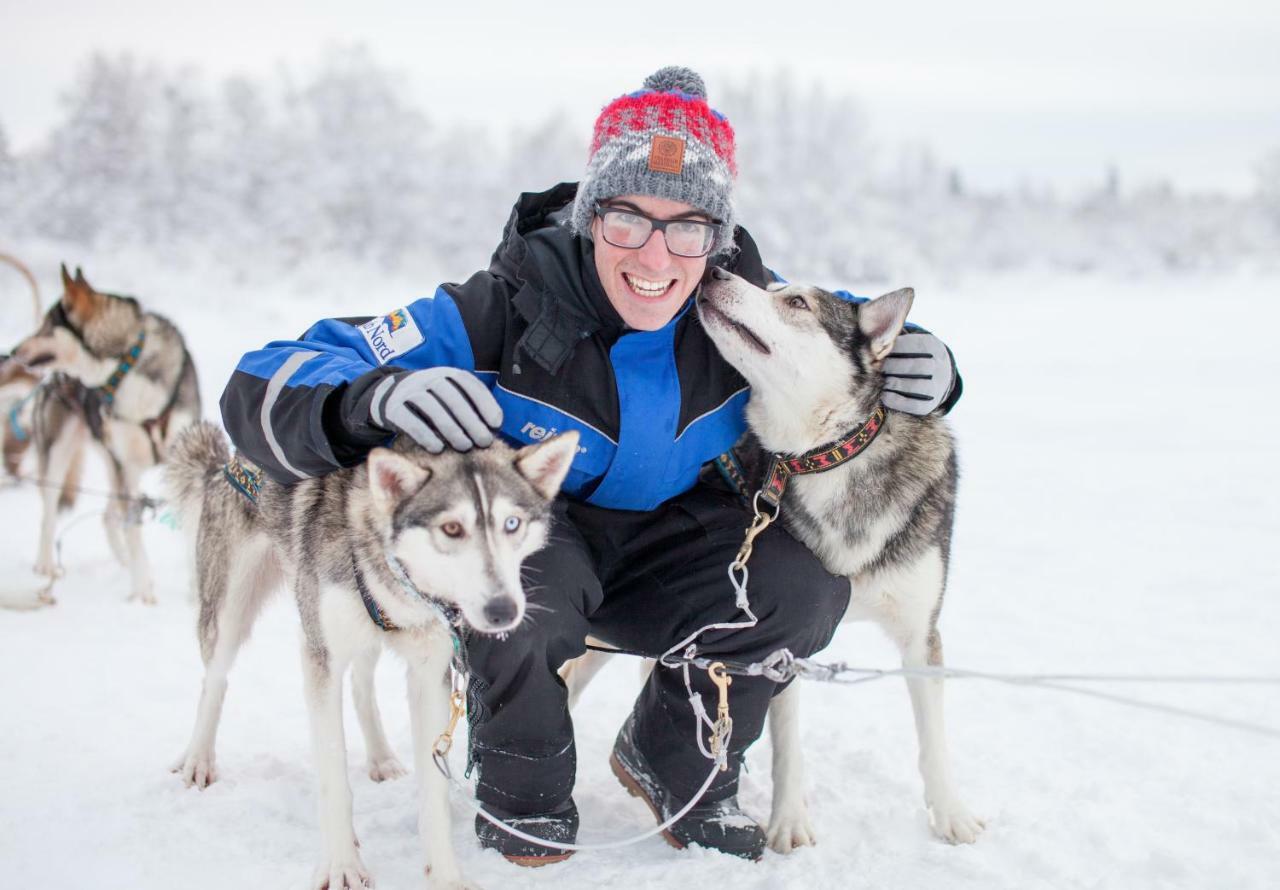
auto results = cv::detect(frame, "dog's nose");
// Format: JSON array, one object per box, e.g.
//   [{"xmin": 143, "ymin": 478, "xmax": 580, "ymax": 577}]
[
  {"xmin": 483, "ymin": 596, "xmax": 519, "ymax": 628},
  {"xmin": 707, "ymin": 266, "xmax": 732, "ymax": 282}
]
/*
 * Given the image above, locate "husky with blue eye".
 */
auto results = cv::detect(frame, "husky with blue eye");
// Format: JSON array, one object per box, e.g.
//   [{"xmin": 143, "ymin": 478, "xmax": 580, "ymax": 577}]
[
  {"xmin": 167, "ymin": 420, "xmax": 578, "ymax": 890},
  {"xmin": 695, "ymin": 267, "xmax": 984, "ymax": 852}
]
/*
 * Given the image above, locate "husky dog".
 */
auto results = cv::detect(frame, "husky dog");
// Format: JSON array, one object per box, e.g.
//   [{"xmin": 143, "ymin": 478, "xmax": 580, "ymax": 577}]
[
  {"xmin": 6, "ymin": 265, "xmax": 200, "ymax": 603},
  {"xmin": 167, "ymin": 421, "xmax": 578, "ymax": 890},
  {"xmin": 694, "ymin": 267, "xmax": 984, "ymax": 851}
]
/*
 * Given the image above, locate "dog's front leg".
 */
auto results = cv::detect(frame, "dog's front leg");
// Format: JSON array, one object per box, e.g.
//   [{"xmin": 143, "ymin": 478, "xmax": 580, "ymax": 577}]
[
  {"xmin": 33, "ymin": 420, "xmax": 85, "ymax": 578},
  {"xmin": 766, "ymin": 681, "xmax": 816, "ymax": 853},
  {"xmin": 116, "ymin": 459, "xmax": 156, "ymax": 604},
  {"xmin": 303, "ymin": 651, "xmax": 371, "ymax": 889},
  {"xmin": 902, "ymin": 627, "xmax": 983, "ymax": 843},
  {"xmin": 872, "ymin": 551, "xmax": 984, "ymax": 843},
  {"xmin": 405, "ymin": 641, "xmax": 477, "ymax": 890},
  {"xmin": 351, "ymin": 646, "xmax": 407, "ymax": 782}
]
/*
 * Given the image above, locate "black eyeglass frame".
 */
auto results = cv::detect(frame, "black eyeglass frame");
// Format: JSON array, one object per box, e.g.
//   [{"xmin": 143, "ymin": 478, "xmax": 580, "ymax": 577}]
[{"xmin": 592, "ymin": 203, "xmax": 720, "ymax": 258}]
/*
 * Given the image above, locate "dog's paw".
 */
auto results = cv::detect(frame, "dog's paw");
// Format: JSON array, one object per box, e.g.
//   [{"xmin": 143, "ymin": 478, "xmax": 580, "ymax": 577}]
[
  {"xmin": 928, "ymin": 800, "xmax": 986, "ymax": 844},
  {"xmin": 127, "ymin": 586, "xmax": 157, "ymax": 606},
  {"xmin": 767, "ymin": 803, "xmax": 816, "ymax": 853},
  {"xmin": 312, "ymin": 855, "xmax": 373, "ymax": 890},
  {"xmin": 33, "ymin": 556, "xmax": 62, "ymax": 579},
  {"xmin": 171, "ymin": 750, "xmax": 218, "ymax": 789},
  {"xmin": 367, "ymin": 755, "xmax": 408, "ymax": 783}
]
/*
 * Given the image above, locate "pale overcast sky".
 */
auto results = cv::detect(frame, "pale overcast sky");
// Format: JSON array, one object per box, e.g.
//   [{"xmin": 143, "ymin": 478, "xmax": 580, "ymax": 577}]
[{"xmin": 3, "ymin": 0, "xmax": 1278, "ymax": 195}]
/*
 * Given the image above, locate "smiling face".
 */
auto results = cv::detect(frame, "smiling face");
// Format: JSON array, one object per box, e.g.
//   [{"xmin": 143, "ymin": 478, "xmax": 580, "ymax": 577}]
[{"xmin": 591, "ymin": 194, "xmax": 711, "ymax": 331}]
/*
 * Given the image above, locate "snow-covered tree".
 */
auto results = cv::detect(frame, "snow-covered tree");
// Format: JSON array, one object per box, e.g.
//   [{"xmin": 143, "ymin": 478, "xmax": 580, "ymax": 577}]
[
  {"xmin": 1258, "ymin": 147, "xmax": 1280, "ymax": 220},
  {"xmin": 3, "ymin": 49, "xmax": 1276, "ymax": 279},
  {"xmin": 31, "ymin": 52, "xmax": 159, "ymax": 245},
  {"xmin": 294, "ymin": 46, "xmax": 435, "ymax": 264},
  {"xmin": 0, "ymin": 120, "xmax": 14, "ymax": 226}
]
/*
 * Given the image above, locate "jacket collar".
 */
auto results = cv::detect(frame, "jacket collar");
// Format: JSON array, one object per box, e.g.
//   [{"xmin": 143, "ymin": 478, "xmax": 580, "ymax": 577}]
[{"xmin": 490, "ymin": 183, "xmax": 628, "ymax": 374}]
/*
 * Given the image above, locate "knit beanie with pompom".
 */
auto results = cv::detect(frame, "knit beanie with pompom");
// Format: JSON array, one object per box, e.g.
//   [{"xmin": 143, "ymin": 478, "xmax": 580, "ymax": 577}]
[{"xmin": 570, "ymin": 66, "xmax": 738, "ymax": 255}]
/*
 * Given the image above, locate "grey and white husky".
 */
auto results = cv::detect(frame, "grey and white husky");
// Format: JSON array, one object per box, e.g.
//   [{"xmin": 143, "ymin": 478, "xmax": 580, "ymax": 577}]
[
  {"xmin": 167, "ymin": 421, "xmax": 578, "ymax": 890},
  {"xmin": 6, "ymin": 264, "xmax": 200, "ymax": 604},
  {"xmin": 696, "ymin": 268, "xmax": 984, "ymax": 850}
]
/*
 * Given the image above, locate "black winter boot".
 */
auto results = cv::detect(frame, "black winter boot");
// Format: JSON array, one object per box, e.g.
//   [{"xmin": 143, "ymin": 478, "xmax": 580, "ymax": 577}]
[
  {"xmin": 609, "ymin": 714, "xmax": 766, "ymax": 861},
  {"xmin": 475, "ymin": 798, "xmax": 578, "ymax": 866}
]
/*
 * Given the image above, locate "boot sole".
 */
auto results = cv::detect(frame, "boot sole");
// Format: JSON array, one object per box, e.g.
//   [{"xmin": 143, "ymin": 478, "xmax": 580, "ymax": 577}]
[
  {"xmin": 503, "ymin": 851, "xmax": 574, "ymax": 867},
  {"xmin": 609, "ymin": 752, "xmax": 686, "ymax": 851}
]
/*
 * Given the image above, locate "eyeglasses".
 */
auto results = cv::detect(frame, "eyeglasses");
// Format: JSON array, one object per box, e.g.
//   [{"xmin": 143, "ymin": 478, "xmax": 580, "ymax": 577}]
[{"xmin": 593, "ymin": 204, "xmax": 718, "ymax": 258}]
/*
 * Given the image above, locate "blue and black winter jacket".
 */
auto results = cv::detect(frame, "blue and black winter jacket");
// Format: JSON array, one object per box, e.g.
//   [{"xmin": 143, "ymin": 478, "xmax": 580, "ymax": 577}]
[{"xmin": 220, "ymin": 183, "xmax": 960, "ymax": 512}]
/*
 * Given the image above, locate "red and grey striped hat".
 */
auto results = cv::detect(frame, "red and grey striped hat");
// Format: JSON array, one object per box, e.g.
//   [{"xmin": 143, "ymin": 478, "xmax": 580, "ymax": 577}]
[{"xmin": 570, "ymin": 66, "xmax": 738, "ymax": 255}]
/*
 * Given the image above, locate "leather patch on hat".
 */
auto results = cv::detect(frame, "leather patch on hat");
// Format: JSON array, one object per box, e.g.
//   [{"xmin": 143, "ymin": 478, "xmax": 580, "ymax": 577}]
[{"xmin": 648, "ymin": 135, "xmax": 685, "ymax": 174}]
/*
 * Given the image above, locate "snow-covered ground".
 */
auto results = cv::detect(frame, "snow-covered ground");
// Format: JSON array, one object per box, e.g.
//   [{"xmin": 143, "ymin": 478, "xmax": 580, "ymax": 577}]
[{"xmin": 1, "ymin": 247, "xmax": 1278, "ymax": 890}]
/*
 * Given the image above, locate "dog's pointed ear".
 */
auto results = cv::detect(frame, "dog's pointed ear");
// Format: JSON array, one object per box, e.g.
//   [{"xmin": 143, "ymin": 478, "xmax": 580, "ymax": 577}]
[
  {"xmin": 367, "ymin": 448, "xmax": 430, "ymax": 514},
  {"xmin": 857, "ymin": 288, "xmax": 915, "ymax": 364},
  {"xmin": 515, "ymin": 430, "xmax": 579, "ymax": 500},
  {"xmin": 61, "ymin": 266, "xmax": 97, "ymax": 318}
]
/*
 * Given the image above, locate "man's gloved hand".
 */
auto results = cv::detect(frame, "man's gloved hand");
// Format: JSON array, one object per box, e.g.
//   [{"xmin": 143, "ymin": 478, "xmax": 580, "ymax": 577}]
[
  {"xmin": 882, "ymin": 332, "xmax": 956, "ymax": 415},
  {"xmin": 368, "ymin": 367, "xmax": 503, "ymax": 452}
]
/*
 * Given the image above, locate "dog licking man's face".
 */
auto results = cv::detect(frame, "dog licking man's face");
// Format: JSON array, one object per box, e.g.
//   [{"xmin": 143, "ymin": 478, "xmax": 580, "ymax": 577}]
[{"xmin": 697, "ymin": 270, "xmax": 913, "ymax": 433}]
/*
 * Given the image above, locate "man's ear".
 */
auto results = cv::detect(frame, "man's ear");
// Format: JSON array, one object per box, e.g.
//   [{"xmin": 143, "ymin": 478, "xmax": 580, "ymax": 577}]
[
  {"xmin": 515, "ymin": 431, "xmax": 580, "ymax": 500},
  {"xmin": 857, "ymin": 288, "xmax": 914, "ymax": 364},
  {"xmin": 367, "ymin": 448, "xmax": 430, "ymax": 515}
]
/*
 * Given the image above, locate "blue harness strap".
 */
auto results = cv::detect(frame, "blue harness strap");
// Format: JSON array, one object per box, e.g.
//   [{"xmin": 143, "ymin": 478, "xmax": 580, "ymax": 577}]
[
  {"xmin": 98, "ymin": 329, "xmax": 147, "ymax": 407},
  {"xmin": 352, "ymin": 553, "xmax": 398, "ymax": 631},
  {"xmin": 222, "ymin": 457, "xmax": 264, "ymax": 504},
  {"xmin": 6, "ymin": 389, "xmax": 36, "ymax": 443}
]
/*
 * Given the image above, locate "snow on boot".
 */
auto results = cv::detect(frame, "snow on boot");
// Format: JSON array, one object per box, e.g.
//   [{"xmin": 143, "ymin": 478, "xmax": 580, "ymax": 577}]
[
  {"xmin": 610, "ymin": 713, "xmax": 766, "ymax": 861},
  {"xmin": 475, "ymin": 798, "xmax": 578, "ymax": 866}
]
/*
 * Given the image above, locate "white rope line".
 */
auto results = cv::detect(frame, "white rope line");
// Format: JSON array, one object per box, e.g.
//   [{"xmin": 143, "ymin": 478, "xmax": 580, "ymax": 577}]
[
  {"xmin": 3, "ymin": 471, "xmax": 165, "ymax": 508},
  {"xmin": 433, "ymin": 748, "xmax": 726, "ymax": 853},
  {"xmin": 781, "ymin": 660, "xmax": 1280, "ymax": 740},
  {"xmin": 790, "ymin": 663, "xmax": 1280, "ymax": 686}
]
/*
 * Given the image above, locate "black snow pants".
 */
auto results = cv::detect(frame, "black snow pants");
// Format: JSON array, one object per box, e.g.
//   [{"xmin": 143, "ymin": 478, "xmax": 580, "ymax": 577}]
[{"xmin": 465, "ymin": 482, "xmax": 851, "ymax": 815}]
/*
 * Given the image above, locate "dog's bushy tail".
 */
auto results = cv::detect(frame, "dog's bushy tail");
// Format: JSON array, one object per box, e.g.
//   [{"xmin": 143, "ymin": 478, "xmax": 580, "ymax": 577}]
[{"xmin": 166, "ymin": 420, "xmax": 230, "ymax": 520}]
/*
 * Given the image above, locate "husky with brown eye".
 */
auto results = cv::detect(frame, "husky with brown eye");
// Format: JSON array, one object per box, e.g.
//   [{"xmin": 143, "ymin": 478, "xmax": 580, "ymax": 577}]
[
  {"xmin": 166, "ymin": 420, "xmax": 578, "ymax": 889},
  {"xmin": 693, "ymin": 267, "xmax": 983, "ymax": 851}
]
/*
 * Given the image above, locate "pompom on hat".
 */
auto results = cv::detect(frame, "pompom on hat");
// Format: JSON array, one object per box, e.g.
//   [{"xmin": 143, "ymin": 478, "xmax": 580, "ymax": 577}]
[{"xmin": 570, "ymin": 66, "xmax": 738, "ymax": 255}]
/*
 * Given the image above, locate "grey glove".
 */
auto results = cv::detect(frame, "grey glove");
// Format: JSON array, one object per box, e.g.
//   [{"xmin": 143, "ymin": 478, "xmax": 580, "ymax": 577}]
[
  {"xmin": 882, "ymin": 332, "xmax": 956, "ymax": 415},
  {"xmin": 368, "ymin": 367, "xmax": 503, "ymax": 452}
]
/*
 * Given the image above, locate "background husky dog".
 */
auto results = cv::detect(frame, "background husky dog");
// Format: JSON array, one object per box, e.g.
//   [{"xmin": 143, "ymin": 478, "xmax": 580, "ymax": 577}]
[
  {"xmin": 695, "ymin": 267, "xmax": 984, "ymax": 851},
  {"xmin": 6, "ymin": 265, "xmax": 200, "ymax": 603},
  {"xmin": 167, "ymin": 421, "xmax": 577, "ymax": 890}
]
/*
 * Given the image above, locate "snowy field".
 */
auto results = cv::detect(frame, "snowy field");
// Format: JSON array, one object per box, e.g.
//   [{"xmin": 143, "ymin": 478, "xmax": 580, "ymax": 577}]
[{"xmin": 1, "ymin": 247, "xmax": 1278, "ymax": 890}]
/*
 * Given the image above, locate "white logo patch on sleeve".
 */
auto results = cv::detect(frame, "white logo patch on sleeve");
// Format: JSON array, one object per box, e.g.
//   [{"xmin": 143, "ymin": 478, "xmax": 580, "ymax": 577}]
[{"xmin": 359, "ymin": 308, "xmax": 425, "ymax": 365}]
